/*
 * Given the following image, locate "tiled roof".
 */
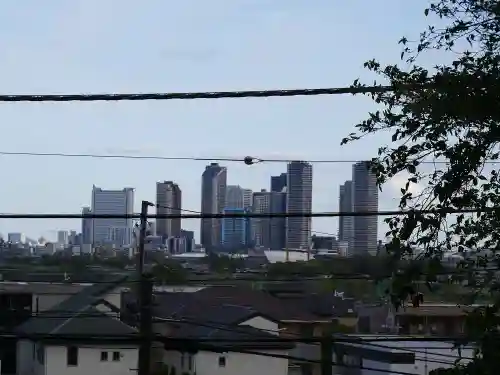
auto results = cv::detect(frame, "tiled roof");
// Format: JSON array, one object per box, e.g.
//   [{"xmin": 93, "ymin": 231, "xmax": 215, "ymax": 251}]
[{"xmin": 16, "ymin": 275, "xmax": 137, "ymax": 340}]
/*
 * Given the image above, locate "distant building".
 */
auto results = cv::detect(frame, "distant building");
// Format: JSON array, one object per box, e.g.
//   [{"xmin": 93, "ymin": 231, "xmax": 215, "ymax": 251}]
[
  {"xmin": 339, "ymin": 180, "xmax": 354, "ymax": 251},
  {"xmin": 271, "ymin": 173, "xmax": 287, "ymax": 193},
  {"xmin": 222, "ymin": 208, "xmax": 249, "ymax": 249},
  {"xmin": 156, "ymin": 181, "xmax": 182, "ymax": 240},
  {"xmin": 286, "ymin": 161, "xmax": 313, "ymax": 249},
  {"xmin": 311, "ymin": 235, "xmax": 336, "ymax": 250},
  {"xmin": 226, "ymin": 185, "xmax": 252, "ymax": 209},
  {"xmin": 181, "ymin": 229, "xmax": 195, "ymax": 252},
  {"xmin": 7, "ymin": 232, "xmax": 25, "ymax": 244},
  {"xmin": 57, "ymin": 231, "xmax": 69, "ymax": 246},
  {"xmin": 91, "ymin": 186, "xmax": 134, "ymax": 246},
  {"xmin": 352, "ymin": 161, "xmax": 378, "ymax": 256},
  {"xmin": 200, "ymin": 163, "xmax": 227, "ymax": 250},
  {"xmin": 81, "ymin": 206, "xmax": 93, "ymax": 245},
  {"xmin": 252, "ymin": 190, "xmax": 272, "ymax": 248}
]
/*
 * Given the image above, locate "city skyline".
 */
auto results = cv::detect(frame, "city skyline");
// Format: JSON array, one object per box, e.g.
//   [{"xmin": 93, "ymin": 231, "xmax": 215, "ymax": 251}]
[
  {"xmin": 0, "ymin": 161, "xmax": 413, "ymax": 243},
  {"xmin": 0, "ymin": 1, "xmax": 430, "ymax": 242}
]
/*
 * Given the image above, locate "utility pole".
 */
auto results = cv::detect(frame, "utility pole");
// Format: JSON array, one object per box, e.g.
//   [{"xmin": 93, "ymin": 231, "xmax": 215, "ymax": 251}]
[
  {"xmin": 320, "ymin": 328, "xmax": 333, "ymax": 375},
  {"xmin": 137, "ymin": 200, "xmax": 154, "ymax": 375}
]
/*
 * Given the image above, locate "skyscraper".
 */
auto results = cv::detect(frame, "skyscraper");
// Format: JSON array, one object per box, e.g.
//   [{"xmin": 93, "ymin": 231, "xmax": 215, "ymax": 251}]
[
  {"xmin": 271, "ymin": 173, "xmax": 287, "ymax": 192},
  {"xmin": 339, "ymin": 180, "xmax": 354, "ymax": 252},
  {"xmin": 352, "ymin": 161, "xmax": 379, "ymax": 255},
  {"xmin": 269, "ymin": 191, "xmax": 287, "ymax": 250},
  {"xmin": 91, "ymin": 186, "xmax": 134, "ymax": 246},
  {"xmin": 81, "ymin": 206, "xmax": 93, "ymax": 245},
  {"xmin": 252, "ymin": 190, "xmax": 271, "ymax": 248},
  {"xmin": 222, "ymin": 207, "xmax": 249, "ymax": 249},
  {"xmin": 200, "ymin": 163, "xmax": 227, "ymax": 250},
  {"xmin": 156, "ymin": 181, "xmax": 182, "ymax": 240},
  {"xmin": 226, "ymin": 185, "xmax": 253, "ymax": 209},
  {"xmin": 286, "ymin": 161, "xmax": 313, "ymax": 249}
]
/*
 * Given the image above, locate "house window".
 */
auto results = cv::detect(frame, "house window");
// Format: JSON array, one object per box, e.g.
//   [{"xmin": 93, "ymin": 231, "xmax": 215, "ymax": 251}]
[
  {"xmin": 218, "ymin": 356, "xmax": 226, "ymax": 367},
  {"xmin": 101, "ymin": 351, "xmax": 108, "ymax": 361},
  {"xmin": 67, "ymin": 346, "xmax": 78, "ymax": 366},
  {"xmin": 113, "ymin": 352, "xmax": 121, "ymax": 361}
]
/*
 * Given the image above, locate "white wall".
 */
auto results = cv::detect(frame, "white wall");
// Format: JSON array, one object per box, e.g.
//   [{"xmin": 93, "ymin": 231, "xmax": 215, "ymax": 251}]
[
  {"xmin": 361, "ymin": 340, "xmax": 474, "ymax": 375},
  {"xmin": 163, "ymin": 350, "xmax": 288, "ymax": 375},
  {"xmin": 43, "ymin": 345, "xmax": 138, "ymax": 375},
  {"xmin": 195, "ymin": 351, "xmax": 288, "ymax": 375}
]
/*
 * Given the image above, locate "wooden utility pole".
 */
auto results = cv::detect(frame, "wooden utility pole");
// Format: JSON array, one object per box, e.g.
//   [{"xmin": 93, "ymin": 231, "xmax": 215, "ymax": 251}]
[
  {"xmin": 137, "ymin": 200, "xmax": 154, "ymax": 375},
  {"xmin": 320, "ymin": 328, "xmax": 333, "ymax": 375}
]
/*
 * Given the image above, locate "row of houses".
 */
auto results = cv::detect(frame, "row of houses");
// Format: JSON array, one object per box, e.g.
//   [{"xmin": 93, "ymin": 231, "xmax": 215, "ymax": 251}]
[{"xmin": 0, "ymin": 277, "xmax": 477, "ymax": 375}]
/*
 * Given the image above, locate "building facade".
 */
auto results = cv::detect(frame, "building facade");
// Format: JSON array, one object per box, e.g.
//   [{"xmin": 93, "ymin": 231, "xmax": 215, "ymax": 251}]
[
  {"xmin": 156, "ymin": 181, "xmax": 182, "ymax": 240},
  {"xmin": 338, "ymin": 180, "xmax": 354, "ymax": 255},
  {"xmin": 221, "ymin": 208, "xmax": 249, "ymax": 249},
  {"xmin": 200, "ymin": 163, "xmax": 227, "ymax": 250},
  {"xmin": 352, "ymin": 162, "xmax": 378, "ymax": 256},
  {"xmin": 91, "ymin": 186, "xmax": 134, "ymax": 246},
  {"xmin": 81, "ymin": 207, "xmax": 93, "ymax": 245},
  {"xmin": 226, "ymin": 185, "xmax": 252, "ymax": 210},
  {"xmin": 252, "ymin": 190, "xmax": 271, "ymax": 248},
  {"xmin": 286, "ymin": 161, "xmax": 313, "ymax": 249}
]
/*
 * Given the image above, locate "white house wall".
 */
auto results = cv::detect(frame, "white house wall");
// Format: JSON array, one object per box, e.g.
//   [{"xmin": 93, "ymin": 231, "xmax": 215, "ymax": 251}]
[
  {"xmin": 194, "ymin": 350, "xmax": 288, "ymax": 375},
  {"xmin": 361, "ymin": 340, "xmax": 474, "ymax": 375},
  {"xmin": 44, "ymin": 345, "xmax": 138, "ymax": 375},
  {"xmin": 17, "ymin": 340, "xmax": 35, "ymax": 375}
]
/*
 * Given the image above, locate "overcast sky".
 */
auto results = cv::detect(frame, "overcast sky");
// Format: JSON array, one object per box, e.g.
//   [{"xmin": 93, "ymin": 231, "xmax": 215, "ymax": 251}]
[{"xmin": 0, "ymin": 0, "xmax": 443, "ymax": 241}]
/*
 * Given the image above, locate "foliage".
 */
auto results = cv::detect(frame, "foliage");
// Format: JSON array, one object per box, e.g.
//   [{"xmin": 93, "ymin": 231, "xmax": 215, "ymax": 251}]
[
  {"xmin": 204, "ymin": 252, "xmax": 245, "ymax": 273},
  {"xmin": 342, "ymin": 0, "xmax": 500, "ymax": 373},
  {"xmin": 151, "ymin": 260, "xmax": 188, "ymax": 284}
]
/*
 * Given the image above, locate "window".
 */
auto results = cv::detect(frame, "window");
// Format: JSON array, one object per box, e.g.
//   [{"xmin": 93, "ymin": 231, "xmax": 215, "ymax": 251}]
[
  {"xmin": 67, "ymin": 346, "xmax": 78, "ymax": 366},
  {"xmin": 113, "ymin": 352, "xmax": 121, "ymax": 361},
  {"xmin": 218, "ymin": 356, "xmax": 226, "ymax": 367},
  {"xmin": 101, "ymin": 351, "xmax": 108, "ymax": 361}
]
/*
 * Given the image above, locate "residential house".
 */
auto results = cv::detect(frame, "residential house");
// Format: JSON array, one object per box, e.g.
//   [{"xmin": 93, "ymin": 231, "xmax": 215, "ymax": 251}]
[
  {"xmin": 15, "ymin": 277, "xmax": 138, "ymax": 375},
  {"xmin": 342, "ymin": 335, "xmax": 473, "ymax": 375}
]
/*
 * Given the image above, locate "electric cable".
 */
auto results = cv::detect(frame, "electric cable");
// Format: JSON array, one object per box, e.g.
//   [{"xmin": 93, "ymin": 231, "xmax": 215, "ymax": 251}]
[
  {"xmin": 0, "ymin": 85, "xmax": 401, "ymax": 103},
  {"xmin": 0, "ymin": 207, "xmax": 493, "ymax": 219},
  {"xmin": 1, "ymin": 150, "xmax": 498, "ymax": 164}
]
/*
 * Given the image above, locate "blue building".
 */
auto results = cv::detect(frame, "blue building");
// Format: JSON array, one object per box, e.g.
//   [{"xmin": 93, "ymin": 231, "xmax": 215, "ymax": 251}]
[{"xmin": 221, "ymin": 208, "xmax": 250, "ymax": 249}]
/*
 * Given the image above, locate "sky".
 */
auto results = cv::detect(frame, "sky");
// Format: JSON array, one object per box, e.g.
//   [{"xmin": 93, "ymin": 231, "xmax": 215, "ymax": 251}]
[{"xmin": 0, "ymin": 0, "xmax": 443, "ymax": 242}]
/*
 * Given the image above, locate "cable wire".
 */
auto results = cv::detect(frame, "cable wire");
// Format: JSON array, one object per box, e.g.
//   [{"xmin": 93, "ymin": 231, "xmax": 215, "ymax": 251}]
[
  {"xmin": 0, "ymin": 85, "xmax": 396, "ymax": 102},
  {"xmin": 2, "ymin": 150, "xmax": 499, "ymax": 164},
  {"xmin": 0, "ymin": 207, "xmax": 494, "ymax": 219}
]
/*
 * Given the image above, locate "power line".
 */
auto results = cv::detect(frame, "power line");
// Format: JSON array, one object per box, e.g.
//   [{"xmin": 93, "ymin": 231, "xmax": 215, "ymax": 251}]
[
  {"xmin": 0, "ymin": 207, "xmax": 493, "ymax": 219},
  {"xmin": 2, "ymin": 150, "xmax": 499, "ymax": 164},
  {"xmin": 0, "ymin": 85, "xmax": 395, "ymax": 102}
]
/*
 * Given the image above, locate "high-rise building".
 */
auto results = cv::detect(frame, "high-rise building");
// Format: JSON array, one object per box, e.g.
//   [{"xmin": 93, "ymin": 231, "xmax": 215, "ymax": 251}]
[
  {"xmin": 252, "ymin": 190, "xmax": 271, "ymax": 248},
  {"xmin": 352, "ymin": 161, "xmax": 379, "ymax": 255},
  {"xmin": 57, "ymin": 231, "xmax": 69, "ymax": 245},
  {"xmin": 222, "ymin": 208, "xmax": 249, "ymax": 249},
  {"xmin": 286, "ymin": 161, "xmax": 313, "ymax": 249},
  {"xmin": 81, "ymin": 206, "xmax": 93, "ymax": 245},
  {"xmin": 91, "ymin": 186, "xmax": 134, "ymax": 246},
  {"xmin": 339, "ymin": 180, "xmax": 354, "ymax": 254},
  {"xmin": 226, "ymin": 185, "xmax": 252, "ymax": 209},
  {"xmin": 200, "ymin": 163, "xmax": 227, "ymax": 250},
  {"xmin": 156, "ymin": 181, "xmax": 182, "ymax": 240},
  {"xmin": 269, "ymin": 191, "xmax": 286, "ymax": 250},
  {"xmin": 271, "ymin": 173, "xmax": 287, "ymax": 193}
]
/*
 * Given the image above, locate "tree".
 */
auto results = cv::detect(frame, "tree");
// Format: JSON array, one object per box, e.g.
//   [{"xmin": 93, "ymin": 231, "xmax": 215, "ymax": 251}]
[{"xmin": 342, "ymin": 1, "xmax": 500, "ymax": 374}]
